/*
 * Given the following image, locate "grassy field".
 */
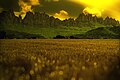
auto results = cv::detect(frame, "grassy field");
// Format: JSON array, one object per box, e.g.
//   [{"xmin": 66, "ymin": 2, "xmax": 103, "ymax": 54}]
[{"xmin": 0, "ymin": 39, "xmax": 120, "ymax": 80}]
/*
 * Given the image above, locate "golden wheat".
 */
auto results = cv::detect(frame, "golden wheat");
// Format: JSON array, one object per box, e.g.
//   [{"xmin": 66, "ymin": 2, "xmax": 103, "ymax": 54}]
[{"xmin": 0, "ymin": 39, "xmax": 119, "ymax": 80}]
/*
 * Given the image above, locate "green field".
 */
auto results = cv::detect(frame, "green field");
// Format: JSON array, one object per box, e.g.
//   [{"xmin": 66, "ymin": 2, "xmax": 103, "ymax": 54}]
[{"xmin": 0, "ymin": 39, "xmax": 120, "ymax": 80}]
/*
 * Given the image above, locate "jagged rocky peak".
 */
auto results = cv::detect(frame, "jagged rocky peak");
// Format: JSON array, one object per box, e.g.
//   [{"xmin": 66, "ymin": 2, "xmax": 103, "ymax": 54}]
[
  {"xmin": 23, "ymin": 12, "xmax": 34, "ymax": 19},
  {"xmin": 23, "ymin": 11, "xmax": 50, "ymax": 20},
  {"xmin": 0, "ymin": 10, "xmax": 20, "ymax": 25},
  {"xmin": 0, "ymin": 10, "xmax": 14, "ymax": 18},
  {"xmin": 0, "ymin": 11, "xmax": 119, "ymax": 27}
]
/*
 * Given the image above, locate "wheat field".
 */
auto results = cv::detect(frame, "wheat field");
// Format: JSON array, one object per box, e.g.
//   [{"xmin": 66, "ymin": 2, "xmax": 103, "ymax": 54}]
[{"xmin": 0, "ymin": 39, "xmax": 120, "ymax": 80}]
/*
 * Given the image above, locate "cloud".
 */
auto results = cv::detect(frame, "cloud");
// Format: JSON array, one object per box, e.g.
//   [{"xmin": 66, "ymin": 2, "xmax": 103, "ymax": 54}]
[
  {"xmin": 54, "ymin": 10, "xmax": 69, "ymax": 20},
  {"xmin": 30, "ymin": 0, "xmax": 40, "ymax": 5},
  {"xmin": 53, "ymin": 0, "xmax": 59, "ymax": 2},
  {"xmin": 83, "ymin": 7, "xmax": 103, "ymax": 17},
  {"xmin": 45, "ymin": 0, "xmax": 59, "ymax": 2},
  {"xmin": 14, "ymin": 0, "xmax": 40, "ymax": 19},
  {"xmin": 19, "ymin": 0, "xmax": 32, "ymax": 14},
  {"xmin": 70, "ymin": 0, "xmax": 120, "ymax": 21},
  {"xmin": 19, "ymin": 0, "xmax": 40, "ymax": 13}
]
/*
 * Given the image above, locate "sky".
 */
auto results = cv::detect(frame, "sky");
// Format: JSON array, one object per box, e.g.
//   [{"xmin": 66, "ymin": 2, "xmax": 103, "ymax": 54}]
[{"xmin": 0, "ymin": 0, "xmax": 120, "ymax": 21}]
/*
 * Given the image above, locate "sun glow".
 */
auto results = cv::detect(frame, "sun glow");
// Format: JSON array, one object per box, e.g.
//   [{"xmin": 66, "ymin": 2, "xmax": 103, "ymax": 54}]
[
  {"xmin": 70, "ymin": 0, "xmax": 120, "ymax": 21},
  {"xmin": 72, "ymin": 0, "xmax": 115, "ymax": 9}
]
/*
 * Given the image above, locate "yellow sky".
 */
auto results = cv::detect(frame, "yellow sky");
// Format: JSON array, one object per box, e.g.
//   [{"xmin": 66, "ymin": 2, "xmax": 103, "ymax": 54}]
[
  {"xmin": 70, "ymin": 0, "xmax": 120, "ymax": 21},
  {"xmin": 14, "ymin": 0, "xmax": 120, "ymax": 21}
]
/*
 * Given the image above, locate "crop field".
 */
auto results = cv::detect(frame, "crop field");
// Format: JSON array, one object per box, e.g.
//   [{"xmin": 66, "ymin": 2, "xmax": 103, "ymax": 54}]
[{"xmin": 0, "ymin": 39, "xmax": 120, "ymax": 80}]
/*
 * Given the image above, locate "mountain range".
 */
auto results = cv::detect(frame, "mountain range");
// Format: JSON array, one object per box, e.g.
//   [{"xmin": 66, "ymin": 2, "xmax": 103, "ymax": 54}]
[{"xmin": 0, "ymin": 10, "xmax": 120, "ymax": 39}]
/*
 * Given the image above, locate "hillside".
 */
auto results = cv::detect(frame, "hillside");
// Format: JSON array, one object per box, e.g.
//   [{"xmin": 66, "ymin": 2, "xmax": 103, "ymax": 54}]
[
  {"xmin": 0, "ymin": 30, "xmax": 45, "ymax": 39},
  {"xmin": 71, "ymin": 27, "xmax": 120, "ymax": 39},
  {"xmin": 85, "ymin": 27, "xmax": 120, "ymax": 39},
  {"xmin": 0, "ymin": 11, "xmax": 120, "ymax": 39}
]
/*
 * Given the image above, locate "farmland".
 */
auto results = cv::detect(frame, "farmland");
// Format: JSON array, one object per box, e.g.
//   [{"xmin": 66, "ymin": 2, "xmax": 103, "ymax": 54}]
[{"xmin": 0, "ymin": 39, "xmax": 120, "ymax": 80}]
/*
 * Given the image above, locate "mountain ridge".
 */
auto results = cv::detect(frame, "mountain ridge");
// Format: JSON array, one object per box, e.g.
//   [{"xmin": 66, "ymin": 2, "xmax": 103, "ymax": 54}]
[{"xmin": 0, "ymin": 11, "xmax": 120, "ymax": 39}]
